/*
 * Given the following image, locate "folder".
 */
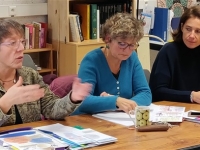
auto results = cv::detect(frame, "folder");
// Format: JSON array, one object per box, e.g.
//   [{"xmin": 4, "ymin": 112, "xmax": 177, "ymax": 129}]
[{"xmin": 150, "ymin": 7, "xmax": 169, "ymax": 42}]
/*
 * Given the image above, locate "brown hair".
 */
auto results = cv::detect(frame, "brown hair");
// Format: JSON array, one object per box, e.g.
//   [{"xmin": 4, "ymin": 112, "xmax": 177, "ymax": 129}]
[
  {"xmin": 101, "ymin": 13, "xmax": 144, "ymax": 42},
  {"xmin": 0, "ymin": 18, "xmax": 24, "ymax": 43},
  {"xmin": 172, "ymin": 5, "xmax": 200, "ymax": 42}
]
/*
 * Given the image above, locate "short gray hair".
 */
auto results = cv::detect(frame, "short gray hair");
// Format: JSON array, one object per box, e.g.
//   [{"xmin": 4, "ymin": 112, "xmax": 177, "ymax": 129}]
[
  {"xmin": 101, "ymin": 13, "xmax": 144, "ymax": 42},
  {"xmin": 0, "ymin": 19, "xmax": 24, "ymax": 43}
]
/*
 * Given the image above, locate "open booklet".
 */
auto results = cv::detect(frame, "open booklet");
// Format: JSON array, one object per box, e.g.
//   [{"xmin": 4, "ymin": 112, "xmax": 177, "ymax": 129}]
[
  {"xmin": 0, "ymin": 123, "xmax": 117, "ymax": 150},
  {"xmin": 0, "ymin": 128, "xmax": 68, "ymax": 150},
  {"xmin": 35, "ymin": 123, "xmax": 117, "ymax": 150},
  {"xmin": 92, "ymin": 104, "xmax": 185, "ymax": 127}
]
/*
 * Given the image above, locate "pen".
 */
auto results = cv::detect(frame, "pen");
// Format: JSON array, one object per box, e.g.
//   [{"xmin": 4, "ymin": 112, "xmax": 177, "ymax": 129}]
[
  {"xmin": 0, "ymin": 131, "xmax": 35, "ymax": 138},
  {"xmin": 0, "ymin": 127, "xmax": 32, "ymax": 135},
  {"xmin": 38, "ymin": 129, "xmax": 82, "ymax": 148}
]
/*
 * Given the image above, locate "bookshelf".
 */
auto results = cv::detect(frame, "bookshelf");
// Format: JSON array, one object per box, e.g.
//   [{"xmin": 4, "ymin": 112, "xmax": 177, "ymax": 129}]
[
  {"xmin": 48, "ymin": 0, "xmax": 148, "ymax": 76},
  {"xmin": 24, "ymin": 43, "xmax": 56, "ymax": 74}
]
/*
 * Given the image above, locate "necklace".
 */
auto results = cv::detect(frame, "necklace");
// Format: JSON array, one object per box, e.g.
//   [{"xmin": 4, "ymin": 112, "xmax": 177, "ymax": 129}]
[
  {"xmin": 0, "ymin": 78, "xmax": 16, "ymax": 85},
  {"xmin": 0, "ymin": 70, "xmax": 17, "ymax": 86}
]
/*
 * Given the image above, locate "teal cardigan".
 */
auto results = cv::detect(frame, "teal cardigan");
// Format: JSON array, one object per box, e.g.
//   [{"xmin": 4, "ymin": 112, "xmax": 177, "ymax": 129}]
[{"xmin": 71, "ymin": 48, "xmax": 152, "ymax": 115}]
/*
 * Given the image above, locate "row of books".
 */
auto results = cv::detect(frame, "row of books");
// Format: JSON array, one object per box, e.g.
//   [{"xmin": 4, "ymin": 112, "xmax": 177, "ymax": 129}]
[
  {"xmin": 69, "ymin": 1, "xmax": 132, "ymax": 42},
  {"xmin": 22, "ymin": 22, "xmax": 48, "ymax": 49}
]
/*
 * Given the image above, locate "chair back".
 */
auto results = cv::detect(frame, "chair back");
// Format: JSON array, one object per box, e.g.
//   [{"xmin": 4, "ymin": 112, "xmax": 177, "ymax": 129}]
[
  {"xmin": 22, "ymin": 54, "xmax": 37, "ymax": 70},
  {"xmin": 137, "ymin": 35, "xmax": 165, "ymax": 73}
]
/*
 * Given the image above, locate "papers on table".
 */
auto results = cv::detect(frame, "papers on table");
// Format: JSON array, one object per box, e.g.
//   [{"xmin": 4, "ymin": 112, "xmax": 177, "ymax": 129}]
[
  {"xmin": 0, "ymin": 123, "xmax": 117, "ymax": 150},
  {"xmin": 92, "ymin": 104, "xmax": 185, "ymax": 127},
  {"xmin": 35, "ymin": 123, "xmax": 117, "ymax": 150},
  {"xmin": 0, "ymin": 129, "xmax": 68, "ymax": 150},
  {"xmin": 93, "ymin": 111, "xmax": 135, "ymax": 127},
  {"xmin": 183, "ymin": 110, "xmax": 200, "ymax": 123},
  {"xmin": 150, "ymin": 104, "xmax": 185, "ymax": 122}
]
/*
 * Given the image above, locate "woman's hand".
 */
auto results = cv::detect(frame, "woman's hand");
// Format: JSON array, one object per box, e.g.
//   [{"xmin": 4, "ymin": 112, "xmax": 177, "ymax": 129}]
[
  {"xmin": 70, "ymin": 78, "xmax": 92, "ymax": 102},
  {"xmin": 0, "ymin": 76, "xmax": 45, "ymax": 113},
  {"xmin": 191, "ymin": 91, "xmax": 200, "ymax": 103},
  {"xmin": 116, "ymin": 97, "xmax": 137, "ymax": 114},
  {"xmin": 100, "ymin": 91, "xmax": 113, "ymax": 96}
]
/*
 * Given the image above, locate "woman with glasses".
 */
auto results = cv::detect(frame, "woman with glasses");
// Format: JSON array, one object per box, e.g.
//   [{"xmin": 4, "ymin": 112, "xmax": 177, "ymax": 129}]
[
  {"xmin": 149, "ymin": 5, "xmax": 200, "ymax": 103},
  {"xmin": 71, "ymin": 13, "xmax": 152, "ymax": 115},
  {"xmin": 0, "ymin": 19, "xmax": 92, "ymax": 126}
]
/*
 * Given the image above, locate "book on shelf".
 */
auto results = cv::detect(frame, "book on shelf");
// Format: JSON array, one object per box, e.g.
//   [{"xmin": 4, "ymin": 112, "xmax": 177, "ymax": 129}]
[
  {"xmin": 73, "ymin": 4, "xmax": 90, "ymax": 40},
  {"xmin": 24, "ymin": 26, "xmax": 30, "ymax": 49},
  {"xmin": 23, "ymin": 22, "xmax": 48, "ymax": 49},
  {"xmin": 24, "ymin": 23, "xmax": 34, "ymax": 49},
  {"xmin": 39, "ymin": 22, "xmax": 48, "ymax": 48},
  {"xmin": 33, "ymin": 22, "xmax": 41, "ymax": 49},
  {"xmin": 69, "ymin": 14, "xmax": 84, "ymax": 42},
  {"xmin": 90, "ymin": 4, "xmax": 97, "ymax": 39},
  {"xmin": 71, "ymin": 1, "xmax": 133, "ymax": 40}
]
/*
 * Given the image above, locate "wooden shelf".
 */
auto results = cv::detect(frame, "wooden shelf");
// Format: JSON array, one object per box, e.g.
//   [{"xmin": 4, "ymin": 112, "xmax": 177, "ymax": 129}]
[
  {"xmin": 67, "ymin": 39, "xmax": 104, "ymax": 46},
  {"xmin": 38, "ymin": 68, "xmax": 56, "ymax": 73},
  {"xmin": 23, "ymin": 43, "xmax": 56, "ymax": 74},
  {"xmin": 24, "ymin": 48, "xmax": 52, "ymax": 53},
  {"xmin": 24, "ymin": 44, "xmax": 53, "ymax": 53}
]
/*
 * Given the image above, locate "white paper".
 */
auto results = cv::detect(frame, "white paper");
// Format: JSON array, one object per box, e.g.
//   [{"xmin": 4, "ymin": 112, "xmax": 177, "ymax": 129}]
[
  {"xmin": 93, "ymin": 104, "xmax": 185, "ymax": 127},
  {"xmin": 35, "ymin": 123, "xmax": 117, "ymax": 147},
  {"xmin": 150, "ymin": 104, "xmax": 185, "ymax": 122},
  {"xmin": 93, "ymin": 111, "xmax": 135, "ymax": 127},
  {"xmin": 35, "ymin": 123, "xmax": 93, "ymax": 145},
  {"xmin": 79, "ymin": 128, "xmax": 117, "ymax": 144}
]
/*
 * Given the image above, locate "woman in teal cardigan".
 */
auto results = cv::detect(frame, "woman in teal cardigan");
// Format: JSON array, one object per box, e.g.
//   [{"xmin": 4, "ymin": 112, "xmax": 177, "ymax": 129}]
[{"xmin": 72, "ymin": 13, "xmax": 152, "ymax": 115}]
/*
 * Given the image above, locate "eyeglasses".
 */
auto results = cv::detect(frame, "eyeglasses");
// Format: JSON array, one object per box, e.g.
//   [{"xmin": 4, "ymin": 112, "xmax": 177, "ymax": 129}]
[
  {"xmin": 0, "ymin": 39, "xmax": 26, "ymax": 49},
  {"xmin": 117, "ymin": 41, "xmax": 139, "ymax": 50}
]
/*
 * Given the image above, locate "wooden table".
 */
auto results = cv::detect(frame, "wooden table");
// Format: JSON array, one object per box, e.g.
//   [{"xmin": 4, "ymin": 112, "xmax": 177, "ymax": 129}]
[{"xmin": 1, "ymin": 101, "xmax": 200, "ymax": 150}]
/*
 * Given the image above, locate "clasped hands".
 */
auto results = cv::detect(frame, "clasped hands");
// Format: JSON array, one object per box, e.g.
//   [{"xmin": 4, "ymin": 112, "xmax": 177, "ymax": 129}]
[{"xmin": 100, "ymin": 91, "xmax": 137, "ymax": 113}]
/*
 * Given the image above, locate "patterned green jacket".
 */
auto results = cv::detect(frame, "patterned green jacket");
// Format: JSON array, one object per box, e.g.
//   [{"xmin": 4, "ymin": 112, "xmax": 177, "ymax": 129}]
[{"xmin": 0, "ymin": 66, "xmax": 80, "ymax": 126}]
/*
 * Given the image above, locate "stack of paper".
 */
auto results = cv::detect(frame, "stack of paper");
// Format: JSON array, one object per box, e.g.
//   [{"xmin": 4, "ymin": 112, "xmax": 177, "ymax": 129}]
[
  {"xmin": 79, "ymin": 128, "xmax": 117, "ymax": 145},
  {"xmin": 35, "ymin": 123, "xmax": 117, "ymax": 150},
  {"xmin": 92, "ymin": 104, "xmax": 185, "ymax": 127},
  {"xmin": 93, "ymin": 111, "xmax": 135, "ymax": 127},
  {"xmin": 150, "ymin": 104, "xmax": 185, "ymax": 122},
  {"xmin": 0, "ymin": 123, "xmax": 117, "ymax": 150}
]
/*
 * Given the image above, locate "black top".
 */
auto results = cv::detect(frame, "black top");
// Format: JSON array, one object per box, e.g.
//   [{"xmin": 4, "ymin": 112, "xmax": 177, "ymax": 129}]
[
  {"xmin": 149, "ymin": 41, "xmax": 200, "ymax": 103},
  {"xmin": 112, "ymin": 70, "xmax": 120, "ymax": 80},
  {"xmin": 15, "ymin": 105, "xmax": 22, "ymax": 124}
]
